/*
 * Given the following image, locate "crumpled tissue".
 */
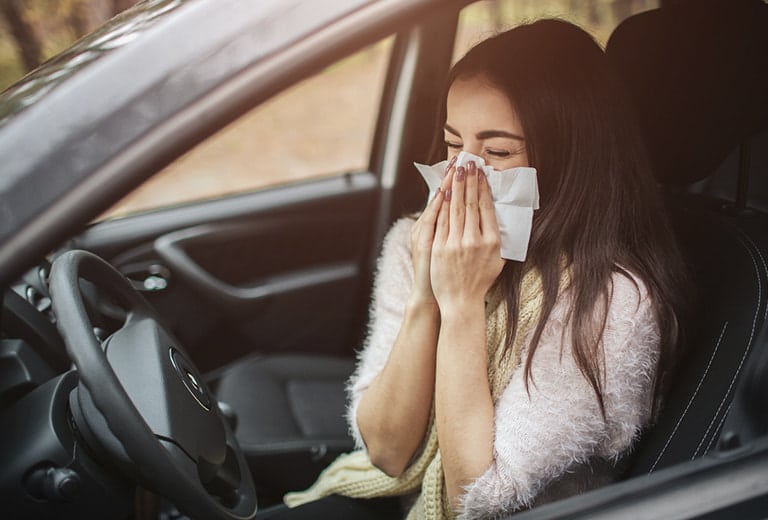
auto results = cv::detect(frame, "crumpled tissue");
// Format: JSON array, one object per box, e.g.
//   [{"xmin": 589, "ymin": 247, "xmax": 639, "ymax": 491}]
[{"xmin": 413, "ymin": 151, "xmax": 539, "ymax": 261}]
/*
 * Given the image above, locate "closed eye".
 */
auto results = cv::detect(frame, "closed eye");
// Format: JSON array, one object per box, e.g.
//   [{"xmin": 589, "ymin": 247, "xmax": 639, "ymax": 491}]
[{"xmin": 485, "ymin": 146, "xmax": 526, "ymax": 159}]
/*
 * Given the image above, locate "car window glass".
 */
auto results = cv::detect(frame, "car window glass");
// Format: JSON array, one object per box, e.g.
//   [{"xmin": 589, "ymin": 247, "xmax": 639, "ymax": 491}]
[
  {"xmin": 453, "ymin": 0, "xmax": 660, "ymax": 61},
  {"xmin": 103, "ymin": 36, "xmax": 393, "ymax": 219}
]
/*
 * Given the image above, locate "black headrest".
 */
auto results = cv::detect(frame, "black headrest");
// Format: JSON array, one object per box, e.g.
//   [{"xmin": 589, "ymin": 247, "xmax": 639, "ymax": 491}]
[{"xmin": 606, "ymin": 0, "xmax": 768, "ymax": 185}]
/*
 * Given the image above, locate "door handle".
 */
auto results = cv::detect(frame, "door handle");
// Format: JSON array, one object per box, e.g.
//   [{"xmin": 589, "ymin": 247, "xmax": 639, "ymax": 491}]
[{"xmin": 154, "ymin": 224, "xmax": 357, "ymax": 309}]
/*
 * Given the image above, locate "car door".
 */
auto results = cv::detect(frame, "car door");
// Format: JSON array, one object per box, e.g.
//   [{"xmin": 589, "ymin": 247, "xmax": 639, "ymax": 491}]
[{"xmin": 69, "ymin": 14, "xmax": 457, "ymax": 373}]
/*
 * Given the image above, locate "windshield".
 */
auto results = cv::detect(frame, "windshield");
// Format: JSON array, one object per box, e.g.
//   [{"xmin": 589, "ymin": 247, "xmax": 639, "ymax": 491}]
[{"xmin": 0, "ymin": 0, "xmax": 185, "ymax": 128}]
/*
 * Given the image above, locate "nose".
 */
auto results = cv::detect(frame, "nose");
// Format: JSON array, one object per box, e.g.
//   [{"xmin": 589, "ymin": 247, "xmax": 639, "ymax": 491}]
[{"xmin": 461, "ymin": 143, "xmax": 482, "ymax": 156}]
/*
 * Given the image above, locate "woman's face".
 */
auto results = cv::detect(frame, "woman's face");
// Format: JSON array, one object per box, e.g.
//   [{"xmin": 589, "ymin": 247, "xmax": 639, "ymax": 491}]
[{"xmin": 444, "ymin": 76, "xmax": 529, "ymax": 170}]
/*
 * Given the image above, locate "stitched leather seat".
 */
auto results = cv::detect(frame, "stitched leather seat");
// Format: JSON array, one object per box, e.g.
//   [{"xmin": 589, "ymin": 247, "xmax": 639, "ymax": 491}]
[
  {"xmin": 626, "ymin": 200, "xmax": 768, "ymax": 474},
  {"xmin": 605, "ymin": 0, "xmax": 768, "ymax": 475}
]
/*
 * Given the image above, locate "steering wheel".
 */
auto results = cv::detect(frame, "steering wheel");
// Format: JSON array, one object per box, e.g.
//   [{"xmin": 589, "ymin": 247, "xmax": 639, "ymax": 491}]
[{"xmin": 49, "ymin": 250, "xmax": 257, "ymax": 519}]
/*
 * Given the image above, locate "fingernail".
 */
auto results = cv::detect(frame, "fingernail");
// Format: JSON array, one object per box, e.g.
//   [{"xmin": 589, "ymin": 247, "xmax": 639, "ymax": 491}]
[
  {"xmin": 456, "ymin": 166, "xmax": 466, "ymax": 182},
  {"xmin": 445, "ymin": 156, "xmax": 457, "ymax": 173},
  {"xmin": 444, "ymin": 188, "xmax": 452, "ymax": 201},
  {"xmin": 468, "ymin": 162, "xmax": 476, "ymax": 175}
]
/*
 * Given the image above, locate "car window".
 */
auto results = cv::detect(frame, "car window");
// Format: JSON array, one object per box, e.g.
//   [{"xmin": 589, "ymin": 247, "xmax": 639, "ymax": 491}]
[
  {"xmin": 453, "ymin": 0, "xmax": 660, "ymax": 61},
  {"xmin": 103, "ymin": 36, "xmax": 393, "ymax": 219}
]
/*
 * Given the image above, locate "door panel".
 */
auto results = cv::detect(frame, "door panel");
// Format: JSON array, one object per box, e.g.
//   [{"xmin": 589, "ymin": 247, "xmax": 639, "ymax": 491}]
[
  {"xmin": 153, "ymin": 218, "xmax": 360, "ymax": 309},
  {"xmin": 75, "ymin": 173, "xmax": 378, "ymax": 372},
  {"xmin": 68, "ymin": 14, "xmax": 462, "ymax": 372},
  {"xmin": 66, "ymin": 33, "xmax": 400, "ymax": 372}
]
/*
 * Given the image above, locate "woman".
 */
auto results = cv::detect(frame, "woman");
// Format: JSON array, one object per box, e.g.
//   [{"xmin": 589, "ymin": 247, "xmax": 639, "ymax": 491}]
[{"xmin": 264, "ymin": 18, "xmax": 687, "ymax": 520}]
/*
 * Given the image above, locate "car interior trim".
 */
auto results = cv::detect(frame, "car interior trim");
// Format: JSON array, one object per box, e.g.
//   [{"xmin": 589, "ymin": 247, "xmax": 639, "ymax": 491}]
[
  {"xmin": 380, "ymin": 27, "xmax": 421, "ymax": 192},
  {"xmin": 76, "ymin": 173, "xmax": 378, "ymax": 253},
  {"xmin": 513, "ymin": 437, "xmax": 768, "ymax": 520}
]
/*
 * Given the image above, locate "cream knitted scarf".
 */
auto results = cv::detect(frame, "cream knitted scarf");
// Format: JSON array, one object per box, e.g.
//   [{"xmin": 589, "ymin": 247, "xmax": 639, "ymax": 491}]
[{"xmin": 284, "ymin": 269, "xmax": 546, "ymax": 519}]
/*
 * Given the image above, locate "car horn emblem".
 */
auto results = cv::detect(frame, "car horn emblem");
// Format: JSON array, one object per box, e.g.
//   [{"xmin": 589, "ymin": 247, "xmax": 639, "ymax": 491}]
[{"xmin": 169, "ymin": 347, "xmax": 212, "ymax": 411}]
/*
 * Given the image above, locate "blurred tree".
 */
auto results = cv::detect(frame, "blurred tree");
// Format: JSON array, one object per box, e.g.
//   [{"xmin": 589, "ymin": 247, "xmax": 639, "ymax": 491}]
[
  {"xmin": 0, "ymin": 0, "xmax": 42, "ymax": 71},
  {"xmin": 112, "ymin": 0, "xmax": 135, "ymax": 16},
  {"xmin": 585, "ymin": 0, "xmax": 600, "ymax": 25},
  {"xmin": 612, "ymin": 0, "xmax": 635, "ymax": 23},
  {"xmin": 66, "ymin": 0, "xmax": 114, "ymax": 38},
  {"xmin": 68, "ymin": 0, "xmax": 90, "ymax": 37}
]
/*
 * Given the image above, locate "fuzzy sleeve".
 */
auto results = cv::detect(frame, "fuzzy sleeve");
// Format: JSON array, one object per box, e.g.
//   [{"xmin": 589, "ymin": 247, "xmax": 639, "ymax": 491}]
[
  {"xmin": 459, "ymin": 273, "xmax": 661, "ymax": 519},
  {"xmin": 345, "ymin": 217, "xmax": 415, "ymax": 450}
]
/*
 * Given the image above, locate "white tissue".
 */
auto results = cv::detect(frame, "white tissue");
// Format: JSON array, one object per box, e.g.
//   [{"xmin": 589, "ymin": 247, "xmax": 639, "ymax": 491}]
[{"xmin": 414, "ymin": 151, "xmax": 540, "ymax": 261}]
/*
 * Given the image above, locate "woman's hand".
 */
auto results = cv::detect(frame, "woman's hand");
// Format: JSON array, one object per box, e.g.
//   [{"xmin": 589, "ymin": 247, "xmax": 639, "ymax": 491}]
[
  {"xmin": 431, "ymin": 160, "xmax": 505, "ymax": 310},
  {"xmin": 409, "ymin": 156, "xmax": 456, "ymax": 305},
  {"xmin": 429, "ymin": 160, "xmax": 503, "ymax": 507},
  {"xmin": 357, "ymin": 160, "xmax": 458, "ymax": 476}
]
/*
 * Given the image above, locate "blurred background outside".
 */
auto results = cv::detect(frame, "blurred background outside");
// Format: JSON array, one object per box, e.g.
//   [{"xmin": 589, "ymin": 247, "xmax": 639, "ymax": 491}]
[{"xmin": 0, "ymin": 0, "xmax": 657, "ymax": 219}]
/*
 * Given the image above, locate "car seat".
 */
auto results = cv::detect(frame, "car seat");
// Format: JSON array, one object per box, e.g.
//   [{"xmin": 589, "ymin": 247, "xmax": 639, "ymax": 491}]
[
  {"xmin": 605, "ymin": 0, "xmax": 768, "ymax": 475},
  {"xmin": 208, "ymin": 354, "xmax": 355, "ymax": 504}
]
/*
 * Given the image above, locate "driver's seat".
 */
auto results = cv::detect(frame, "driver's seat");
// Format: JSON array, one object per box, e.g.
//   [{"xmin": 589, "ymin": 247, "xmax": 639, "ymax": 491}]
[{"xmin": 605, "ymin": 0, "xmax": 768, "ymax": 475}]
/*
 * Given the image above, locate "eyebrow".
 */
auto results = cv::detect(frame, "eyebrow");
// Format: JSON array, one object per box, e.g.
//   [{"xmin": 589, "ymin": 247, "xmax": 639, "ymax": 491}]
[{"xmin": 444, "ymin": 123, "xmax": 525, "ymax": 141}]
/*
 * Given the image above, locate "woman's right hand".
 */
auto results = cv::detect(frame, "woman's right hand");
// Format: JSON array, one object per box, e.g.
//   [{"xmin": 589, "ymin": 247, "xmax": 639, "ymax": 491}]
[
  {"xmin": 409, "ymin": 157, "xmax": 456, "ymax": 304},
  {"xmin": 357, "ymin": 164, "xmax": 454, "ymax": 475}
]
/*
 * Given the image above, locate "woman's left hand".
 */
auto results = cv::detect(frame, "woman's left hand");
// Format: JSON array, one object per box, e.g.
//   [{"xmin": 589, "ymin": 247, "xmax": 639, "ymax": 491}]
[{"xmin": 430, "ymin": 160, "xmax": 505, "ymax": 311}]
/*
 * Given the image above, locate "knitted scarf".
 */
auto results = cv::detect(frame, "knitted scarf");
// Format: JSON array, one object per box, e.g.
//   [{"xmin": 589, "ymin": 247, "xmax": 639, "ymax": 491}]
[{"xmin": 284, "ymin": 269, "xmax": 546, "ymax": 519}]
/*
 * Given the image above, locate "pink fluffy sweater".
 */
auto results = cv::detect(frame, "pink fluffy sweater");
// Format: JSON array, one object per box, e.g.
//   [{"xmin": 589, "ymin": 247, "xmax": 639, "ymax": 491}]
[{"xmin": 346, "ymin": 218, "xmax": 661, "ymax": 519}]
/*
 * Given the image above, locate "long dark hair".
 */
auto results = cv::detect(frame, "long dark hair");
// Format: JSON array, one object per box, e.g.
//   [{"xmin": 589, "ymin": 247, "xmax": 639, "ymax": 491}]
[{"xmin": 436, "ymin": 19, "xmax": 688, "ymax": 415}]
